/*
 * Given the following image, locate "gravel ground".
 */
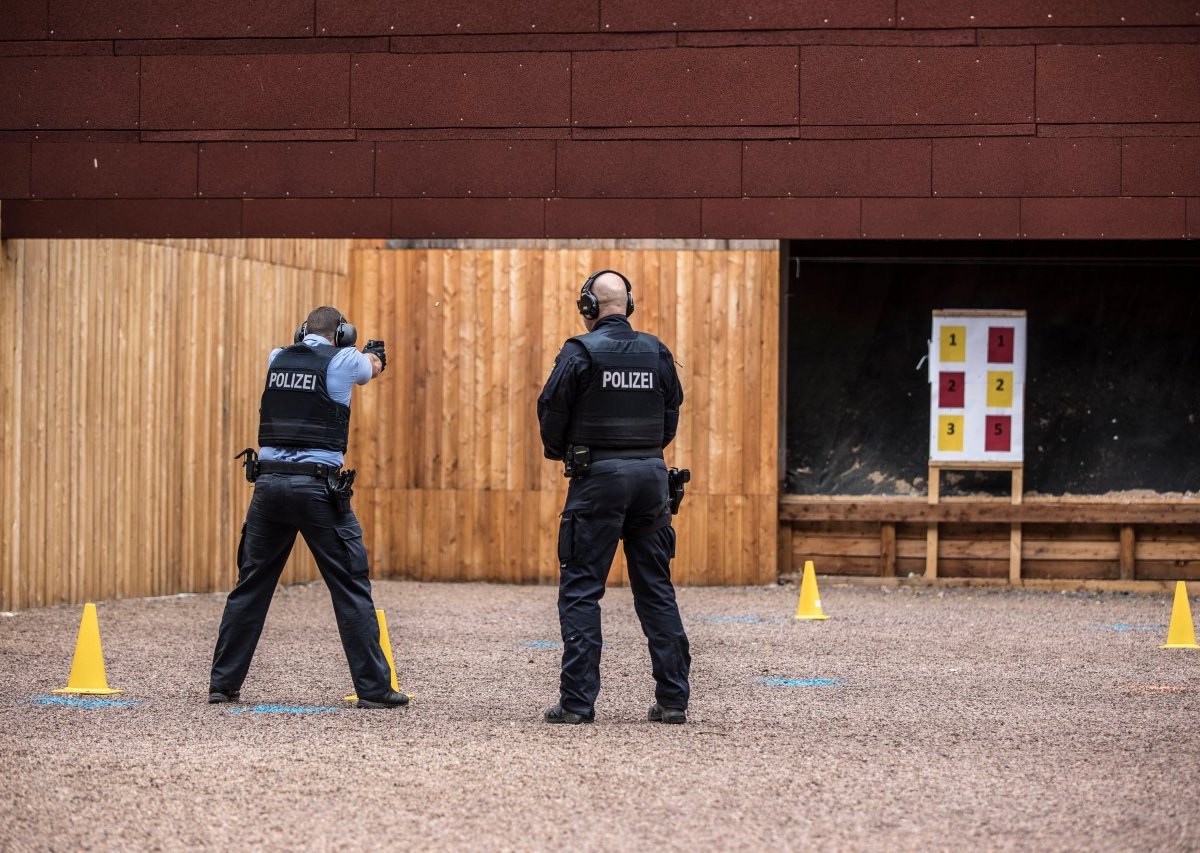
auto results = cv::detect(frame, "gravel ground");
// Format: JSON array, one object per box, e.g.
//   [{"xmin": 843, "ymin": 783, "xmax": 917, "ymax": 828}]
[{"xmin": 2, "ymin": 580, "xmax": 1198, "ymax": 852}]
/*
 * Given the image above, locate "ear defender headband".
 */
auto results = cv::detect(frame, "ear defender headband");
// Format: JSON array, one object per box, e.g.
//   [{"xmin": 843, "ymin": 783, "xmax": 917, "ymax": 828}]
[
  {"xmin": 294, "ymin": 313, "xmax": 358, "ymax": 348},
  {"xmin": 577, "ymin": 269, "xmax": 634, "ymax": 320}
]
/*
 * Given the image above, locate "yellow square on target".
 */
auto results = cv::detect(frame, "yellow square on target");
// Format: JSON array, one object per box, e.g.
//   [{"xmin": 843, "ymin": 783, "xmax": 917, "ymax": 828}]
[
  {"xmin": 938, "ymin": 415, "xmax": 964, "ymax": 452},
  {"xmin": 940, "ymin": 325, "xmax": 966, "ymax": 362},
  {"xmin": 987, "ymin": 371, "xmax": 1013, "ymax": 407}
]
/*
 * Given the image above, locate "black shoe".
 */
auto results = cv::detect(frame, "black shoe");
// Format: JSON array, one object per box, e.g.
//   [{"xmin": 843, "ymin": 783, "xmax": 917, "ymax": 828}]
[
  {"xmin": 648, "ymin": 703, "xmax": 686, "ymax": 724},
  {"xmin": 207, "ymin": 688, "xmax": 240, "ymax": 704},
  {"xmin": 544, "ymin": 703, "xmax": 594, "ymax": 725},
  {"xmin": 356, "ymin": 690, "xmax": 410, "ymax": 709}
]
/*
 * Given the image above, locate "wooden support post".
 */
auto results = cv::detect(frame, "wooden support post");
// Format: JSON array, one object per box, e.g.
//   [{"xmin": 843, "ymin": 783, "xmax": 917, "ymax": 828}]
[
  {"xmin": 925, "ymin": 464, "xmax": 940, "ymax": 579},
  {"xmin": 880, "ymin": 522, "xmax": 896, "ymax": 577},
  {"xmin": 1009, "ymin": 466, "xmax": 1023, "ymax": 585},
  {"xmin": 1119, "ymin": 525, "xmax": 1136, "ymax": 581},
  {"xmin": 777, "ymin": 521, "xmax": 794, "ymax": 578}
]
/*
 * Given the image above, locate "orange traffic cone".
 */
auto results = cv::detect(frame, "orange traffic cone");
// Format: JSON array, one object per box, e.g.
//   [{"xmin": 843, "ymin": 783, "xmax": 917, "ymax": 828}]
[
  {"xmin": 53, "ymin": 603, "xmax": 122, "ymax": 695},
  {"xmin": 794, "ymin": 560, "xmax": 830, "ymax": 621},
  {"xmin": 1159, "ymin": 581, "xmax": 1199, "ymax": 650}
]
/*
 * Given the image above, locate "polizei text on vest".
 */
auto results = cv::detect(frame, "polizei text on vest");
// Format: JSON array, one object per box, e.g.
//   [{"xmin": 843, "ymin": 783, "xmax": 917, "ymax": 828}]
[
  {"xmin": 602, "ymin": 370, "xmax": 654, "ymax": 390},
  {"xmin": 268, "ymin": 371, "xmax": 318, "ymax": 391}
]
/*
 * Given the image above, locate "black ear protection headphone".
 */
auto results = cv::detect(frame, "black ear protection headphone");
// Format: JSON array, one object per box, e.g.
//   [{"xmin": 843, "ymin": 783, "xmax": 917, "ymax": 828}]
[
  {"xmin": 295, "ymin": 313, "xmax": 357, "ymax": 348},
  {"xmin": 577, "ymin": 270, "xmax": 634, "ymax": 320}
]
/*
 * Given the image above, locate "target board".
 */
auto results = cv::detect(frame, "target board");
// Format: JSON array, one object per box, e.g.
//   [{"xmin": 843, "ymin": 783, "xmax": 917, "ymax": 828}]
[{"xmin": 928, "ymin": 310, "xmax": 1026, "ymax": 464}]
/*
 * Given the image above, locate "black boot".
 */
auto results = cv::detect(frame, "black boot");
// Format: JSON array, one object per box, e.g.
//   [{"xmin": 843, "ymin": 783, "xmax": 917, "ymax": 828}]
[
  {"xmin": 356, "ymin": 690, "xmax": 410, "ymax": 709},
  {"xmin": 544, "ymin": 703, "xmax": 594, "ymax": 724},
  {"xmin": 207, "ymin": 688, "xmax": 240, "ymax": 704},
  {"xmin": 648, "ymin": 703, "xmax": 686, "ymax": 724}
]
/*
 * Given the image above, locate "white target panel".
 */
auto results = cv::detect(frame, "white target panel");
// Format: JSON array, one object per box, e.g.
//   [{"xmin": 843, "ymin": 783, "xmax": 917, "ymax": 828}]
[{"xmin": 928, "ymin": 310, "xmax": 1026, "ymax": 464}]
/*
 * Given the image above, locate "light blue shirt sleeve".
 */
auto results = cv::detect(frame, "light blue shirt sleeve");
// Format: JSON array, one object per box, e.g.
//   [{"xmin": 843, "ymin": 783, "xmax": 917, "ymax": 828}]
[{"xmin": 260, "ymin": 335, "xmax": 373, "ymax": 466}]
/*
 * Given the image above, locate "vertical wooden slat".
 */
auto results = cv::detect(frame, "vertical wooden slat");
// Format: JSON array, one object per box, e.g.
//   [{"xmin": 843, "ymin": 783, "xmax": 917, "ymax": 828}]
[
  {"xmin": 1119, "ymin": 525, "xmax": 1136, "ymax": 580},
  {"xmin": 926, "ymin": 465, "xmax": 940, "ymax": 579},
  {"xmin": 1009, "ymin": 466, "xmax": 1024, "ymax": 584},
  {"xmin": 880, "ymin": 522, "xmax": 897, "ymax": 577}
]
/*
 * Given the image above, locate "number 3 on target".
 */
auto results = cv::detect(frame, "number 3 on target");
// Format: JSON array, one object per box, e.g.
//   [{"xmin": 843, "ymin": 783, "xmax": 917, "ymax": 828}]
[{"xmin": 938, "ymin": 415, "xmax": 964, "ymax": 452}]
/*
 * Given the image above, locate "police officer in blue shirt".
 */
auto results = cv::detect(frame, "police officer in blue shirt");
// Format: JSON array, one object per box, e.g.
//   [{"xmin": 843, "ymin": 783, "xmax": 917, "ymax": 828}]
[
  {"xmin": 537, "ymin": 271, "xmax": 691, "ymax": 725},
  {"xmin": 208, "ymin": 306, "xmax": 407, "ymax": 708}
]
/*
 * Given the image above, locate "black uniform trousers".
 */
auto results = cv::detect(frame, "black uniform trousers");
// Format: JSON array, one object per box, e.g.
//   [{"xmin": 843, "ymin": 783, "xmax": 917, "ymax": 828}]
[
  {"xmin": 210, "ymin": 473, "xmax": 392, "ymax": 698},
  {"xmin": 557, "ymin": 457, "xmax": 691, "ymax": 717}
]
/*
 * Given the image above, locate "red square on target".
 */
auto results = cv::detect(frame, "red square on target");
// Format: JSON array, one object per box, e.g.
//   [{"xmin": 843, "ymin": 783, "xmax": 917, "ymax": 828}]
[
  {"xmin": 985, "ymin": 415, "xmax": 1011, "ymax": 451},
  {"xmin": 939, "ymin": 372, "xmax": 964, "ymax": 408},
  {"xmin": 988, "ymin": 326, "xmax": 1014, "ymax": 363}
]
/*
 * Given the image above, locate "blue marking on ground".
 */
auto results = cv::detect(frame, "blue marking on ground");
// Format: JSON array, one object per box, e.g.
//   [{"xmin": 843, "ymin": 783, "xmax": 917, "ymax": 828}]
[
  {"xmin": 696, "ymin": 615, "xmax": 771, "ymax": 624},
  {"xmin": 1101, "ymin": 623, "xmax": 1161, "ymax": 632},
  {"xmin": 227, "ymin": 704, "xmax": 340, "ymax": 715},
  {"xmin": 522, "ymin": 640, "xmax": 563, "ymax": 649},
  {"xmin": 760, "ymin": 677, "xmax": 844, "ymax": 688},
  {"xmin": 35, "ymin": 695, "xmax": 137, "ymax": 709}
]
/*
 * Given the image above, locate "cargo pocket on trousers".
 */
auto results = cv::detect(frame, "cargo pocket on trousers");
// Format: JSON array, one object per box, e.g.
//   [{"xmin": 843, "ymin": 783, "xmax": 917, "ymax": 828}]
[
  {"xmin": 335, "ymin": 522, "xmax": 369, "ymax": 578},
  {"xmin": 667, "ymin": 526, "xmax": 677, "ymax": 559},
  {"xmin": 557, "ymin": 514, "xmax": 574, "ymax": 566}
]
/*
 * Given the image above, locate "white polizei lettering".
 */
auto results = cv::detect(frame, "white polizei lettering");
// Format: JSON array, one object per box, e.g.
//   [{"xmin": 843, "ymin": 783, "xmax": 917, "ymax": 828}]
[
  {"xmin": 601, "ymin": 370, "xmax": 654, "ymax": 390},
  {"xmin": 269, "ymin": 372, "xmax": 316, "ymax": 391}
]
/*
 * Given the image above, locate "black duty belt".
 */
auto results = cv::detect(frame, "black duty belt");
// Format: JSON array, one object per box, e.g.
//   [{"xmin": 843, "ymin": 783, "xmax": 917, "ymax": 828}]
[
  {"xmin": 257, "ymin": 460, "xmax": 340, "ymax": 478},
  {"xmin": 590, "ymin": 447, "xmax": 663, "ymax": 462}
]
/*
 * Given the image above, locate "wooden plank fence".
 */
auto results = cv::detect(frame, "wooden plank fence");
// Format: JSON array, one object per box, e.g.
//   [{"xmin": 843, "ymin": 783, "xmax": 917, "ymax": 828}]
[
  {"xmin": 1, "ymin": 239, "xmax": 350, "ymax": 610},
  {"xmin": 346, "ymin": 246, "xmax": 780, "ymax": 588},
  {"xmin": 1, "ymin": 239, "xmax": 780, "ymax": 610}
]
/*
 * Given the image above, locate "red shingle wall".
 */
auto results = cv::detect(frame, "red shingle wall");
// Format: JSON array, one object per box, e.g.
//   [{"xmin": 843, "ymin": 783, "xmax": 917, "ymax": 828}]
[{"xmin": 1, "ymin": 1, "xmax": 1198, "ymax": 238}]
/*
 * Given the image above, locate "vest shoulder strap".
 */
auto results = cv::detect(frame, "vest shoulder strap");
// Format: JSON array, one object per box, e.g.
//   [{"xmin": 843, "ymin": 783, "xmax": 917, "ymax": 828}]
[
  {"xmin": 273, "ymin": 343, "xmax": 337, "ymax": 363},
  {"xmin": 569, "ymin": 330, "xmax": 660, "ymax": 353}
]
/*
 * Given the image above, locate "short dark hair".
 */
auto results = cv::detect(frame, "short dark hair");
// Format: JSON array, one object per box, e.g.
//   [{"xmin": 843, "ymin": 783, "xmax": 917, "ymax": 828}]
[{"xmin": 305, "ymin": 306, "xmax": 343, "ymax": 338}]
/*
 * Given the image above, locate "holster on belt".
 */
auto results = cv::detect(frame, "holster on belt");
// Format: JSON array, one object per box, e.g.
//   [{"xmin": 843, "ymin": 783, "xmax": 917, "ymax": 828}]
[
  {"xmin": 668, "ymin": 467, "xmax": 691, "ymax": 515},
  {"xmin": 327, "ymin": 468, "xmax": 357, "ymax": 514},
  {"xmin": 563, "ymin": 445, "xmax": 591, "ymax": 479},
  {"xmin": 235, "ymin": 448, "xmax": 260, "ymax": 482}
]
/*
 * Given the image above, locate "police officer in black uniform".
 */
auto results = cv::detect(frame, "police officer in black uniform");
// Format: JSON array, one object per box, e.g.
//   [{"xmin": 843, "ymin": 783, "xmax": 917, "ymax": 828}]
[
  {"xmin": 208, "ymin": 306, "xmax": 408, "ymax": 709},
  {"xmin": 537, "ymin": 270, "xmax": 691, "ymax": 725}
]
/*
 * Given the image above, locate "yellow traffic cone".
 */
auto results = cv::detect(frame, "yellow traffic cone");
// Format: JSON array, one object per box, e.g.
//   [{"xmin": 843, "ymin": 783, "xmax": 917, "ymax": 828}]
[
  {"xmin": 794, "ymin": 560, "xmax": 829, "ymax": 621},
  {"xmin": 52, "ymin": 603, "xmax": 122, "ymax": 695},
  {"xmin": 345, "ymin": 609, "xmax": 400, "ymax": 701},
  {"xmin": 1159, "ymin": 581, "xmax": 1199, "ymax": 650}
]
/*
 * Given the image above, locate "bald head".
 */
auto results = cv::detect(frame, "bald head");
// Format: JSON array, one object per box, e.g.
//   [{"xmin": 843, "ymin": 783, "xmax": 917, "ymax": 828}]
[{"xmin": 591, "ymin": 272, "xmax": 630, "ymax": 319}]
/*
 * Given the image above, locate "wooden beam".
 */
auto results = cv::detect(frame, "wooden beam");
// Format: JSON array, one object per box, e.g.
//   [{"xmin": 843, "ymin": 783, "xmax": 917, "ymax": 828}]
[
  {"xmin": 779, "ymin": 497, "xmax": 1200, "ymax": 525},
  {"xmin": 777, "ymin": 522, "xmax": 793, "ymax": 578},
  {"xmin": 819, "ymin": 576, "xmax": 1186, "ymax": 594}
]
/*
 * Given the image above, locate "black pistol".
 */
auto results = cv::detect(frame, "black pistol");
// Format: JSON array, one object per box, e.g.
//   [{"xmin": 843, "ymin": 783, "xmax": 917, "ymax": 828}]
[
  {"xmin": 668, "ymin": 467, "xmax": 691, "ymax": 515},
  {"xmin": 364, "ymin": 339, "xmax": 387, "ymax": 372}
]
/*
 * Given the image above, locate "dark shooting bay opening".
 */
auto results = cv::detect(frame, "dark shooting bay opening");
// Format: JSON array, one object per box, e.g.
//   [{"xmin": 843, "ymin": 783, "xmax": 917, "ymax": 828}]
[{"xmin": 783, "ymin": 240, "xmax": 1200, "ymax": 497}]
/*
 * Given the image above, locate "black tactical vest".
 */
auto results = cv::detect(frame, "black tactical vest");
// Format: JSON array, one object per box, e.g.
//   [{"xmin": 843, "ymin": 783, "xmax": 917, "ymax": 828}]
[
  {"xmin": 258, "ymin": 344, "xmax": 351, "ymax": 451},
  {"xmin": 566, "ymin": 329, "xmax": 666, "ymax": 448}
]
